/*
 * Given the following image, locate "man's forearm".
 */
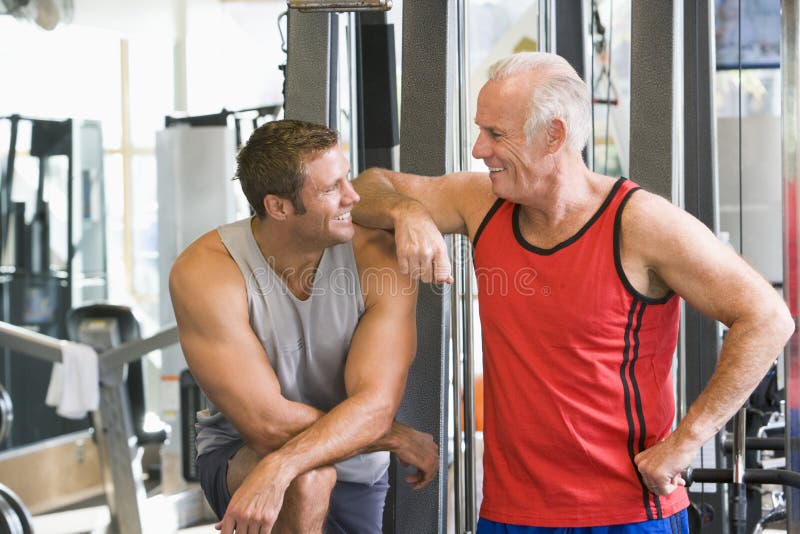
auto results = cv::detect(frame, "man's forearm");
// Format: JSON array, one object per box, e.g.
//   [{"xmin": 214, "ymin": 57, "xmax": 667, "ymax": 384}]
[
  {"xmin": 672, "ymin": 311, "xmax": 792, "ymax": 452},
  {"xmin": 352, "ymin": 168, "xmax": 422, "ymax": 229},
  {"xmin": 246, "ymin": 399, "xmax": 324, "ymax": 455},
  {"xmin": 260, "ymin": 394, "xmax": 394, "ymax": 483},
  {"xmin": 362, "ymin": 421, "xmax": 416, "ymax": 454}
]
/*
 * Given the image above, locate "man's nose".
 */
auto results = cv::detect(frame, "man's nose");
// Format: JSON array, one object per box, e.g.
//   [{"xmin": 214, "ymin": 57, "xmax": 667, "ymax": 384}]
[
  {"xmin": 344, "ymin": 179, "xmax": 360, "ymax": 204},
  {"xmin": 472, "ymin": 132, "xmax": 489, "ymax": 160}
]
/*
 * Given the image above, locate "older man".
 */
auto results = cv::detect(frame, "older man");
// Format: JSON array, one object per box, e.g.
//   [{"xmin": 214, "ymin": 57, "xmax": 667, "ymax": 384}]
[{"xmin": 351, "ymin": 52, "xmax": 793, "ymax": 533}]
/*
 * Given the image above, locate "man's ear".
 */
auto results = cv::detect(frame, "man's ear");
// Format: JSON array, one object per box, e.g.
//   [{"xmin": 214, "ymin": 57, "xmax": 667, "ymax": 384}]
[
  {"xmin": 546, "ymin": 118, "xmax": 567, "ymax": 153},
  {"xmin": 264, "ymin": 194, "xmax": 292, "ymax": 220}
]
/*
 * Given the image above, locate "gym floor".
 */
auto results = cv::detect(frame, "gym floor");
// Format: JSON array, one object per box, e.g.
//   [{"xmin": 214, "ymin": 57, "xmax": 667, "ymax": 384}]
[{"xmin": 32, "ymin": 505, "xmax": 216, "ymax": 533}]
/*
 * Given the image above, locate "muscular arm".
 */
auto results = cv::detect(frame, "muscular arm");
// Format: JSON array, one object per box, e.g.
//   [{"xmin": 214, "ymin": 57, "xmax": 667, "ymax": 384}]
[
  {"xmin": 217, "ymin": 228, "xmax": 437, "ymax": 532},
  {"xmin": 250, "ymin": 228, "xmax": 421, "ymax": 480},
  {"xmin": 352, "ymin": 168, "xmax": 495, "ymax": 283},
  {"xmin": 171, "ymin": 232, "xmax": 432, "ymax": 461},
  {"xmin": 169, "ymin": 233, "xmax": 322, "ymax": 456},
  {"xmin": 627, "ymin": 192, "xmax": 795, "ymax": 494}
]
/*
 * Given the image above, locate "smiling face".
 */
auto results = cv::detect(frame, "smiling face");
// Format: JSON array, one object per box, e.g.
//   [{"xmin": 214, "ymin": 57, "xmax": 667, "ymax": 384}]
[
  {"xmin": 472, "ymin": 75, "xmax": 555, "ymax": 203},
  {"xmin": 290, "ymin": 145, "xmax": 360, "ymax": 248}
]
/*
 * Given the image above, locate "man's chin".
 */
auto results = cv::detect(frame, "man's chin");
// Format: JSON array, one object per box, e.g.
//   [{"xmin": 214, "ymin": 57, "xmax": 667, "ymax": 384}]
[{"xmin": 329, "ymin": 225, "xmax": 355, "ymax": 244}]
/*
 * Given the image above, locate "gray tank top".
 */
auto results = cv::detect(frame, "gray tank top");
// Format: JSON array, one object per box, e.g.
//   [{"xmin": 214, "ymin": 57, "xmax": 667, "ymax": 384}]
[{"xmin": 195, "ymin": 217, "xmax": 389, "ymax": 485}]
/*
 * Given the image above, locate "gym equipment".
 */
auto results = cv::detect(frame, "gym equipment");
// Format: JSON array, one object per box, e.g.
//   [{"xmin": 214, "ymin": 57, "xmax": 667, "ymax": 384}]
[
  {"xmin": 164, "ymin": 105, "xmax": 280, "ymax": 149},
  {"xmin": 0, "ymin": 114, "xmax": 107, "ymax": 449},
  {"xmin": 65, "ymin": 304, "xmax": 167, "ymax": 448},
  {"xmin": 0, "ymin": 319, "xmax": 212, "ymax": 534},
  {"xmin": 179, "ymin": 369, "xmax": 203, "ymax": 482},
  {"xmin": 287, "ymin": 0, "xmax": 392, "ymax": 12},
  {"xmin": 0, "ymin": 378, "xmax": 30, "ymax": 534},
  {"xmin": 0, "ymin": 483, "xmax": 31, "ymax": 534},
  {"xmin": 0, "ymin": 384, "xmax": 12, "ymax": 445}
]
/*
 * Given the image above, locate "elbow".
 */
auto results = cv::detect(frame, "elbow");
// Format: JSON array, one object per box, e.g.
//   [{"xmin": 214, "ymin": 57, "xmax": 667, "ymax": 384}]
[
  {"xmin": 240, "ymin": 416, "xmax": 293, "ymax": 456},
  {"xmin": 754, "ymin": 299, "xmax": 796, "ymax": 355},
  {"xmin": 244, "ymin": 423, "xmax": 289, "ymax": 456},
  {"xmin": 775, "ymin": 303, "xmax": 796, "ymax": 346}
]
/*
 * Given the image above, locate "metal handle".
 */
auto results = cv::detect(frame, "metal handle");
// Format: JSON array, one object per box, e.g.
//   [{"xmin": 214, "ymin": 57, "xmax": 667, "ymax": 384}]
[
  {"xmin": 450, "ymin": 235, "xmax": 465, "ymax": 534},
  {"xmin": 731, "ymin": 407, "xmax": 748, "ymax": 534},
  {"xmin": 0, "ymin": 319, "xmax": 179, "ymax": 369},
  {"xmin": 450, "ymin": 233, "xmax": 477, "ymax": 534},
  {"xmin": 453, "ymin": 0, "xmax": 477, "ymax": 532}
]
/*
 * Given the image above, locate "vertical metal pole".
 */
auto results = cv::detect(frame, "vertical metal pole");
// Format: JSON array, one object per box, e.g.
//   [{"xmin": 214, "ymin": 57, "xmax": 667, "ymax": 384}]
[
  {"xmin": 450, "ymin": 237, "xmax": 464, "ymax": 534},
  {"xmin": 285, "ymin": 10, "xmax": 335, "ymax": 125},
  {"xmin": 537, "ymin": 0, "xmax": 556, "ymax": 53},
  {"xmin": 731, "ymin": 410, "xmax": 747, "ymax": 534},
  {"xmin": 454, "ymin": 1, "xmax": 477, "ymax": 531},
  {"xmin": 630, "ymin": 0, "xmax": 674, "ymax": 198},
  {"xmin": 681, "ymin": 1, "xmax": 725, "ymax": 530},
  {"xmin": 461, "ymin": 245, "xmax": 476, "ymax": 534},
  {"xmin": 547, "ymin": 0, "xmax": 556, "ymax": 53},
  {"xmin": 782, "ymin": 0, "xmax": 800, "ymax": 529},
  {"xmin": 0, "ymin": 116, "xmax": 19, "ymax": 434},
  {"xmin": 0, "ymin": 115, "xmax": 18, "ymax": 267},
  {"xmin": 172, "ymin": 0, "xmax": 188, "ymax": 113},
  {"xmin": 347, "ymin": 12, "xmax": 360, "ymax": 174},
  {"xmin": 396, "ymin": 2, "xmax": 454, "ymax": 532},
  {"xmin": 92, "ymin": 370, "xmax": 148, "ymax": 534},
  {"xmin": 555, "ymin": 0, "xmax": 585, "ymax": 77}
]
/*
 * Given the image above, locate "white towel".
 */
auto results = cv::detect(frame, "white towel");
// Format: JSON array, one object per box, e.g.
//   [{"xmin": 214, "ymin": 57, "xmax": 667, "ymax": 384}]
[{"xmin": 45, "ymin": 341, "xmax": 100, "ymax": 419}]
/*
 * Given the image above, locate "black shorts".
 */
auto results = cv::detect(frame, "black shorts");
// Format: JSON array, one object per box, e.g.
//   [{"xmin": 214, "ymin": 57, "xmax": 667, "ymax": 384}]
[{"xmin": 196, "ymin": 439, "xmax": 390, "ymax": 533}]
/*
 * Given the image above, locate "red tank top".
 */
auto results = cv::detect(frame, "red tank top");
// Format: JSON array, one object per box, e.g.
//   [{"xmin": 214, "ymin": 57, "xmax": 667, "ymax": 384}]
[{"xmin": 473, "ymin": 178, "xmax": 689, "ymax": 526}]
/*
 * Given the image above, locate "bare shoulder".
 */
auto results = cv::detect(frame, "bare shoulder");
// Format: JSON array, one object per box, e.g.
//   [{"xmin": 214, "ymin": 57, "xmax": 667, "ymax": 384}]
[
  {"xmin": 352, "ymin": 225, "xmax": 402, "ymax": 271},
  {"xmin": 169, "ymin": 229, "xmax": 245, "ymax": 304},
  {"xmin": 620, "ymin": 188, "xmax": 715, "ymax": 266},
  {"xmin": 451, "ymin": 172, "xmax": 499, "ymax": 239},
  {"xmin": 619, "ymin": 187, "xmax": 776, "ymax": 320},
  {"xmin": 352, "ymin": 225, "xmax": 417, "ymax": 306}
]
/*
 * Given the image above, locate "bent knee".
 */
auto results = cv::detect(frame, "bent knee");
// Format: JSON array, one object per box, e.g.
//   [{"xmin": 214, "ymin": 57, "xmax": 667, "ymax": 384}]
[{"xmin": 293, "ymin": 466, "xmax": 337, "ymax": 497}]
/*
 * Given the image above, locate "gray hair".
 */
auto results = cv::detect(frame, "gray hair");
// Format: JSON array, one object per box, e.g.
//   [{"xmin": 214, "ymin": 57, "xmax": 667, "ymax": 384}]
[{"xmin": 487, "ymin": 52, "xmax": 591, "ymax": 153}]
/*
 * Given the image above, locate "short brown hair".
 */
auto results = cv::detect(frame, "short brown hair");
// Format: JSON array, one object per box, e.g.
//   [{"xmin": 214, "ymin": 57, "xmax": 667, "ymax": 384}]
[{"xmin": 236, "ymin": 119, "xmax": 339, "ymax": 217}]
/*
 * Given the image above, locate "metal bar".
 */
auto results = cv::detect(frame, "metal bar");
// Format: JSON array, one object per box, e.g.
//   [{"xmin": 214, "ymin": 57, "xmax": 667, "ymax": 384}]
[
  {"xmin": 782, "ymin": 0, "xmax": 800, "ymax": 529},
  {"xmin": 461, "ymin": 242, "xmax": 476, "ymax": 534},
  {"xmin": 685, "ymin": 467, "xmax": 800, "ymax": 489},
  {"xmin": 92, "ymin": 380, "xmax": 147, "ymax": 534},
  {"xmin": 731, "ymin": 409, "xmax": 748, "ymax": 534},
  {"xmin": 288, "ymin": 0, "xmax": 391, "ymax": 12},
  {"xmin": 721, "ymin": 436, "xmax": 786, "ymax": 452},
  {"xmin": 0, "ymin": 321, "xmax": 179, "ymax": 369},
  {"xmin": 681, "ymin": 2, "xmax": 725, "ymax": 530},
  {"xmin": 328, "ymin": 14, "xmax": 340, "ymax": 130},
  {"xmin": 555, "ymin": 0, "xmax": 584, "ymax": 78},
  {"xmin": 0, "ymin": 115, "xmax": 19, "ymax": 263},
  {"xmin": 732, "ymin": 409, "xmax": 747, "ymax": 484},
  {"xmin": 537, "ymin": 0, "xmax": 546, "ymax": 52},
  {"xmin": 456, "ymin": 0, "xmax": 471, "ymax": 175},
  {"xmin": 547, "ymin": 0, "xmax": 556, "ymax": 53},
  {"xmin": 101, "ymin": 325, "xmax": 179, "ymax": 369},
  {"xmin": 536, "ymin": 0, "xmax": 555, "ymax": 53},
  {"xmin": 285, "ymin": 10, "xmax": 334, "ymax": 125},
  {"xmin": 396, "ymin": 1, "xmax": 454, "ymax": 531},
  {"xmin": 66, "ymin": 119, "xmax": 74, "ymax": 312},
  {"xmin": 347, "ymin": 12, "xmax": 359, "ymax": 174},
  {"xmin": 450, "ymin": 236, "xmax": 464, "ymax": 534},
  {"xmin": 454, "ymin": 1, "xmax": 476, "ymax": 532},
  {"xmin": 630, "ymin": 0, "xmax": 674, "ymax": 198},
  {"xmin": 0, "ymin": 320, "xmax": 64, "ymax": 364}
]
